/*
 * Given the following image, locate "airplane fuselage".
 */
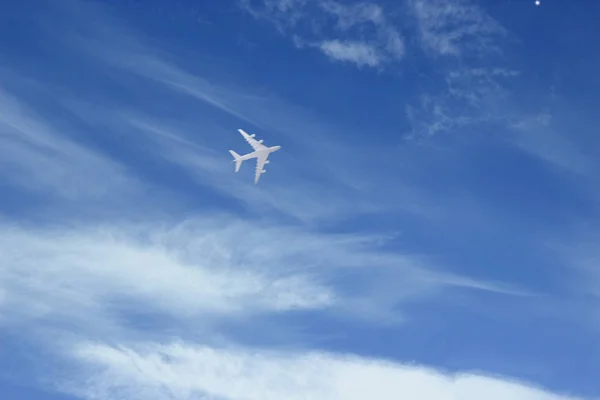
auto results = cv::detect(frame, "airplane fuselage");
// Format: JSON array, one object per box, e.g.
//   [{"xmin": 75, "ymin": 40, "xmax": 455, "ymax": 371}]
[{"xmin": 238, "ymin": 146, "xmax": 281, "ymax": 161}]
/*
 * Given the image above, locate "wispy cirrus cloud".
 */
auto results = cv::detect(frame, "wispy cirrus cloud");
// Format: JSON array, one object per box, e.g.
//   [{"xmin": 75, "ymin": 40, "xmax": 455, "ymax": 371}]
[
  {"xmin": 408, "ymin": 0, "xmax": 507, "ymax": 58},
  {"xmin": 544, "ymin": 228, "xmax": 600, "ymax": 304},
  {"xmin": 405, "ymin": 67, "xmax": 520, "ymax": 138},
  {"xmin": 240, "ymin": 0, "xmax": 404, "ymax": 68},
  {"xmin": 37, "ymin": 8, "xmax": 420, "ymax": 223},
  {"xmin": 122, "ymin": 116, "xmax": 391, "ymax": 224},
  {"xmin": 63, "ymin": 341, "xmax": 582, "ymax": 400},
  {"xmin": 239, "ymin": 0, "xmax": 586, "ymax": 184},
  {"xmin": 0, "ymin": 88, "xmax": 138, "ymax": 203},
  {"xmin": 402, "ymin": 0, "xmax": 522, "ymax": 140},
  {"xmin": 508, "ymin": 111, "xmax": 591, "ymax": 174},
  {"xmin": 403, "ymin": 0, "xmax": 596, "ymax": 184},
  {"xmin": 238, "ymin": 0, "xmax": 527, "ymax": 153}
]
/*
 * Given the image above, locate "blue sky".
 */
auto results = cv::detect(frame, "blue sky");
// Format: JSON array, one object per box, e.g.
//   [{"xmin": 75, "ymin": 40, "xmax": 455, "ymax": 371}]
[{"xmin": 1, "ymin": 0, "xmax": 599, "ymax": 398}]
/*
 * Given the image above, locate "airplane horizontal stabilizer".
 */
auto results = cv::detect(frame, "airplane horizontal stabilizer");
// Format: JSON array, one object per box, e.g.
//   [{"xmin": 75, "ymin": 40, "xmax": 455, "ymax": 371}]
[{"xmin": 229, "ymin": 150, "xmax": 243, "ymax": 172}]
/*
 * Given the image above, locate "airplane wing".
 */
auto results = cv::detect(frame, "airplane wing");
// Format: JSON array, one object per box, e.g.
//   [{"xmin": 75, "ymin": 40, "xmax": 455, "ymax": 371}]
[
  {"xmin": 254, "ymin": 152, "xmax": 269, "ymax": 184},
  {"xmin": 238, "ymin": 129, "xmax": 267, "ymax": 152}
]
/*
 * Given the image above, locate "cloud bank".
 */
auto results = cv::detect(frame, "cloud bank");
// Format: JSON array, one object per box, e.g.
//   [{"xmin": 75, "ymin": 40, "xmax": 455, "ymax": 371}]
[{"xmin": 65, "ymin": 341, "xmax": 580, "ymax": 400}]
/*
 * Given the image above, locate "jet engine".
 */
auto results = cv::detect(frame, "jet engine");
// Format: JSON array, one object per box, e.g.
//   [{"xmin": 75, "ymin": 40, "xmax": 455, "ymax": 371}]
[
  {"xmin": 250, "ymin": 134, "xmax": 256, "ymax": 137},
  {"xmin": 261, "ymin": 169, "xmax": 267, "ymax": 173},
  {"xmin": 265, "ymin": 160, "xmax": 270, "ymax": 164},
  {"xmin": 258, "ymin": 139, "xmax": 263, "ymax": 143}
]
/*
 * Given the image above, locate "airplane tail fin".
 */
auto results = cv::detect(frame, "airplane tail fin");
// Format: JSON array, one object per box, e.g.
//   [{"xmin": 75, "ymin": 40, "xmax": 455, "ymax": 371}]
[{"xmin": 229, "ymin": 150, "xmax": 243, "ymax": 172}]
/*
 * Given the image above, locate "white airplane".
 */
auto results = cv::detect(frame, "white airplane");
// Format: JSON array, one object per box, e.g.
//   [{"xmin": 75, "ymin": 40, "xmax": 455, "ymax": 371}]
[{"xmin": 228, "ymin": 129, "xmax": 281, "ymax": 184}]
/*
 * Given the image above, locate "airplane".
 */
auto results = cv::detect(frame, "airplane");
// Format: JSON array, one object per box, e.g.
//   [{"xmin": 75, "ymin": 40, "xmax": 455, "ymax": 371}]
[{"xmin": 228, "ymin": 129, "xmax": 281, "ymax": 184}]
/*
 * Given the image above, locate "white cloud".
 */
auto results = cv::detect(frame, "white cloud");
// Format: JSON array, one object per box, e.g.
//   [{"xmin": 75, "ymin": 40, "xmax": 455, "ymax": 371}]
[
  {"xmin": 0, "ymin": 219, "xmax": 336, "ymax": 333},
  {"xmin": 0, "ymin": 213, "xmax": 534, "ymax": 398},
  {"xmin": 404, "ymin": 0, "xmax": 519, "ymax": 139},
  {"xmin": 446, "ymin": 68, "xmax": 520, "ymax": 108},
  {"xmin": 318, "ymin": 2, "xmax": 404, "ymax": 60},
  {"xmin": 64, "ymin": 341, "xmax": 583, "ymax": 400},
  {"xmin": 241, "ymin": 0, "xmax": 404, "ymax": 67},
  {"xmin": 0, "ymin": 214, "xmax": 524, "ymax": 335},
  {"xmin": 243, "ymin": 0, "xmax": 504, "ymax": 67},
  {"xmin": 318, "ymin": 40, "xmax": 382, "ymax": 68},
  {"xmin": 408, "ymin": 0, "xmax": 506, "ymax": 57}
]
